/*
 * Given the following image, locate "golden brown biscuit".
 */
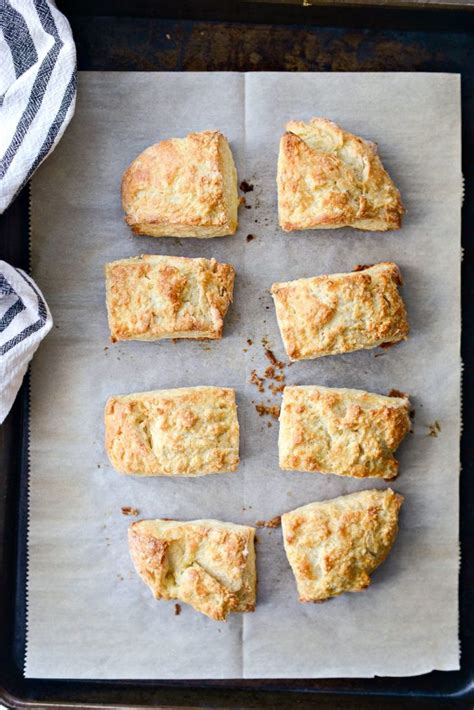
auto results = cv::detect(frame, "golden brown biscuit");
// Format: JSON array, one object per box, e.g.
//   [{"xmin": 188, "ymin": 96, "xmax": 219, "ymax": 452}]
[
  {"xmin": 279, "ymin": 385, "xmax": 410, "ymax": 479},
  {"xmin": 122, "ymin": 130, "xmax": 239, "ymax": 237},
  {"xmin": 271, "ymin": 262, "xmax": 409, "ymax": 361},
  {"xmin": 129, "ymin": 518, "xmax": 256, "ymax": 620},
  {"xmin": 105, "ymin": 386, "xmax": 239, "ymax": 476},
  {"xmin": 105, "ymin": 255, "xmax": 235, "ymax": 342},
  {"xmin": 281, "ymin": 488, "xmax": 403, "ymax": 602},
  {"xmin": 277, "ymin": 117, "xmax": 404, "ymax": 232}
]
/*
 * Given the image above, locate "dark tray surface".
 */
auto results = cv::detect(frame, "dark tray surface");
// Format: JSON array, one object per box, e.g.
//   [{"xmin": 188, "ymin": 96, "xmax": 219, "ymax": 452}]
[{"xmin": 0, "ymin": 4, "xmax": 473, "ymax": 708}]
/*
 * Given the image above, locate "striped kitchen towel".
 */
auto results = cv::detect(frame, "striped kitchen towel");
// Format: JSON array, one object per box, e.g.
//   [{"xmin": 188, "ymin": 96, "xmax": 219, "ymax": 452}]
[
  {"xmin": 0, "ymin": 261, "xmax": 52, "ymax": 423},
  {"xmin": 0, "ymin": 0, "xmax": 76, "ymax": 213}
]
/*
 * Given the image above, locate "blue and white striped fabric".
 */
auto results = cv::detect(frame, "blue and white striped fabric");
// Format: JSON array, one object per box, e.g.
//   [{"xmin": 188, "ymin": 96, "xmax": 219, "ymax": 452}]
[
  {"xmin": 0, "ymin": 0, "xmax": 76, "ymax": 213},
  {"xmin": 0, "ymin": 260, "xmax": 52, "ymax": 422}
]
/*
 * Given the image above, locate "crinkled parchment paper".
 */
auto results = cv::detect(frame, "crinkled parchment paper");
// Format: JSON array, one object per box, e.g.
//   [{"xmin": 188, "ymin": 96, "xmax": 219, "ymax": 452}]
[{"xmin": 26, "ymin": 72, "xmax": 461, "ymax": 678}]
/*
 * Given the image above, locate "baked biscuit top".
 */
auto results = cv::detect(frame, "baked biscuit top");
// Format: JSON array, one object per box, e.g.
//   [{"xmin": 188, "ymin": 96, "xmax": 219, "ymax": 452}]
[
  {"xmin": 122, "ymin": 130, "xmax": 239, "ymax": 237},
  {"xmin": 271, "ymin": 262, "xmax": 409, "ymax": 361},
  {"xmin": 282, "ymin": 489, "xmax": 403, "ymax": 602},
  {"xmin": 129, "ymin": 518, "xmax": 256, "ymax": 621},
  {"xmin": 279, "ymin": 385, "xmax": 410, "ymax": 479},
  {"xmin": 277, "ymin": 117, "xmax": 404, "ymax": 232},
  {"xmin": 105, "ymin": 255, "xmax": 235, "ymax": 342},
  {"xmin": 105, "ymin": 386, "xmax": 239, "ymax": 476}
]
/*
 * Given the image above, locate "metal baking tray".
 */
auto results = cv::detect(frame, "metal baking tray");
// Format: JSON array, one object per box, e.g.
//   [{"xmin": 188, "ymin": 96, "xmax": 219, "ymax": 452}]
[{"xmin": 1, "ymin": 1, "xmax": 473, "ymax": 707}]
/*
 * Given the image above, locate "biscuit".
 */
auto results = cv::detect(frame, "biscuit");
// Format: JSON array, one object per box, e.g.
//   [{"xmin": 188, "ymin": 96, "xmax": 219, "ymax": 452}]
[
  {"xmin": 277, "ymin": 117, "xmax": 404, "ymax": 232},
  {"xmin": 105, "ymin": 255, "xmax": 235, "ymax": 342},
  {"xmin": 122, "ymin": 130, "xmax": 239, "ymax": 237},
  {"xmin": 105, "ymin": 386, "xmax": 239, "ymax": 476},
  {"xmin": 129, "ymin": 518, "xmax": 256, "ymax": 620},
  {"xmin": 281, "ymin": 488, "xmax": 403, "ymax": 602},
  {"xmin": 279, "ymin": 385, "xmax": 410, "ymax": 479},
  {"xmin": 271, "ymin": 262, "xmax": 409, "ymax": 361}
]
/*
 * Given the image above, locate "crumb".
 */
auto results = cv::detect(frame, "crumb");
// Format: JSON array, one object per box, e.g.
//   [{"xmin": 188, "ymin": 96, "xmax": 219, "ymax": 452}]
[
  {"xmin": 374, "ymin": 353, "xmax": 385, "ymax": 358},
  {"xmin": 250, "ymin": 370, "xmax": 265, "ymax": 393},
  {"xmin": 353, "ymin": 264, "xmax": 374, "ymax": 272},
  {"xmin": 269, "ymin": 382, "xmax": 285, "ymax": 395},
  {"xmin": 255, "ymin": 403, "xmax": 280, "ymax": 419},
  {"xmin": 246, "ymin": 234, "xmax": 255, "ymax": 242},
  {"xmin": 247, "ymin": 338, "xmax": 253, "ymax": 346},
  {"xmin": 104, "ymin": 346, "xmax": 108, "ymax": 351},
  {"xmin": 409, "ymin": 409, "xmax": 416, "ymax": 420},
  {"xmin": 121, "ymin": 506, "xmax": 139, "ymax": 516},
  {"xmin": 264, "ymin": 365, "xmax": 275, "ymax": 379},
  {"xmin": 117, "ymin": 574, "xmax": 124, "ymax": 581},
  {"xmin": 174, "ymin": 603, "xmax": 181, "ymax": 616},
  {"xmin": 388, "ymin": 389, "xmax": 408, "ymax": 399},
  {"xmin": 427, "ymin": 421, "xmax": 441, "ymax": 437},
  {"xmin": 245, "ymin": 205, "xmax": 252, "ymax": 209},
  {"xmin": 97, "ymin": 464, "xmax": 101, "ymax": 468},
  {"xmin": 267, "ymin": 421, "xmax": 272, "ymax": 427},
  {"xmin": 256, "ymin": 516, "xmax": 281, "ymax": 529},
  {"xmin": 55, "ymin": 324, "xmax": 59, "ymax": 329},
  {"xmin": 243, "ymin": 348, "xmax": 248, "ymax": 353},
  {"xmin": 264, "ymin": 348, "xmax": 285, "ymax": 369},
  {"xmin": 239, "ymin": 180, "xmax": 254, "ymax": 193}
]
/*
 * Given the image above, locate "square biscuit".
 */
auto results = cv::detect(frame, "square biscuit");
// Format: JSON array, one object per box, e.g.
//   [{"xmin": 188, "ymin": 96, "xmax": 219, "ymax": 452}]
[
  {"xmin": 122, "ymin": 130, "xmax": 239, "ymax": 238},
  {"xmin": 129, "ymin": 518, "xmax": 256, "ymax": 621},
  {"xmin": 105, "ymin": 386, "xmax": 239, "ymax": 476},
  {"xmin": 277, "ymin": 117, "xmax": 404, "ymax": 232},
  {"xmin": 279, "ymin": 385, "xmax": 410, "ymax": 479},
  {"xmin": 271, "ymin": 262, "xmax": 409, "ymax": 361},
  {"xmin": 105, "ymin": 255, "xmax": 235, "ymax": 342},
  {"xmin": 281, "ymin": 489, "xmax": 403, "ymax": 602}
]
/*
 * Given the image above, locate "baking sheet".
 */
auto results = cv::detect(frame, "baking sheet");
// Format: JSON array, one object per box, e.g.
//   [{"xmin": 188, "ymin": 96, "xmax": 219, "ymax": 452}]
[{"xmin": 26, "ymin": 72, "xmax": 461, "ymax": 679}]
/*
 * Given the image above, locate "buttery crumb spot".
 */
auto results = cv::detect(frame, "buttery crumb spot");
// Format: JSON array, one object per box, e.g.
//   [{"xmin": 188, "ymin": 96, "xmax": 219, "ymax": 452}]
[
  {"xmin": 256, "ymin": 516, "xmax": 281, "ymax": 529},
  {"xmin": 388, "ymin": 389, "xmax": 408, "ymax": 399},
  {"xmin": 246, "ymin": 234, "xmax": 255, "ymax": 242},
  {"xmin": 427, "ymin": 420, "xmax": 441, "ymax": 437},
  {"xmin": 255, "ymin": 403, "xmax": 280, "ymax": 419},
  {"xmin": 121, "ymin": 506, "xmax": 139, "ymax": 516},
  {"xmin": 239, "ymin": 180, "xmax": 254, "ymax": 193},
  {"xmin": 174, "ymin": 603, "xmax": 181, "ymax": 616},
  {"xmin": 250, "ymin": 370, "xmax": 265, "ymax": 393},
  {"xmin": 264, "ymin": 348, "xmax": 285, "ymax": 369}
]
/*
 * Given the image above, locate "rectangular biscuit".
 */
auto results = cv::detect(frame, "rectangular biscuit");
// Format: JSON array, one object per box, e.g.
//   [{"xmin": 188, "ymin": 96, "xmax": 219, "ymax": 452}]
[
  {"xmin": 129, "ymin": 518, "xmax": 256, "ymax": 620},
  {"xmin": 105, "ymin": 386, "xmax": 239, "ymax": 476},
  {"xmin": 279, "ymin": 385, "xmax": 410, "ymax": 479},
  {"xmin": 281, "ymin": 489, "xmax": 403, "ymax": 602},
  {"xmin": 121, "ymin": 130, "xmax": 239, "ymax": 238},
  {"xmin": 271, "ymin": 262, "xmax": 409, "ymax": 361},
  {"xmin": 105, "ymin": 255, "xmax": 235, "ymax": 342}
]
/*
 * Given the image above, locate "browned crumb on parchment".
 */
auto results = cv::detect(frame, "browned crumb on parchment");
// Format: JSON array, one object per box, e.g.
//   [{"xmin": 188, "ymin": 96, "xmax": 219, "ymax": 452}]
[
  {"xmin": 250, "ymin": 369, "xmax": 265, "ymax": 393},
  {"xmin": 255, "ymin": 516, "xmax": 281, "ymax": 529},
  {"xmin": 121, "ymin": 506, "xmax": 139, "ymax": 516},
  {"xmin": 247, "ymin": 338, "xmax": 253, "ymax": 346},
  {"xmin": 264, "ymin": 348, "xmax": 285, "ymax": 370},
  {"xmin": 246, "ymin": 234, "xmax": 255, "ymax": 242},
  {"xmin": 427, "ymin": 420, "xmax": 441, "ymax": 437},
  {"xmin": 352, "ymin": 264, "xmax": 374, "ymax": 272},
  {"xmin": 388, "ymin": 389, "xmax": 409, "ymax": 399},
  {"xmin": 255, "ymin": 403, "xmax": 280, "ymax": 419},
  {"xmin": 239, "ymin": 180, "xmax": 254, "ymax": 193},
  {"xmin": 174, "ymin": 603, "xmax": 181, "ymax": 616}
]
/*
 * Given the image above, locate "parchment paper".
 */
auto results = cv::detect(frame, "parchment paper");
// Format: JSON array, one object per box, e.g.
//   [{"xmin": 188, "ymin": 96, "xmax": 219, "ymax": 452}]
[{"xmin": 26, "ymin": 72, "xmax": 461, "ymax": 679}]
